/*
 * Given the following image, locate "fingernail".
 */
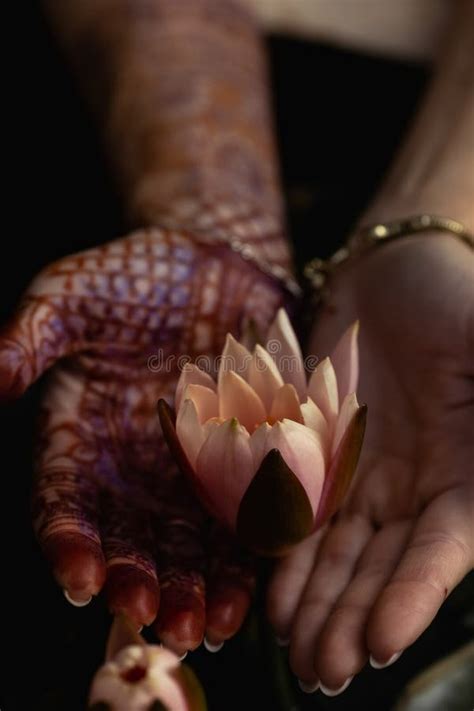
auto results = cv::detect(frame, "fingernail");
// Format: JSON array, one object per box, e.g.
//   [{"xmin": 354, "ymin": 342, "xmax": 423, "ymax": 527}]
[
  {"xmin": 137, "ymin": 626, "xmax": 143, "ymax": 633},
  {"xmin": 204, "ymin": 637, "xmax": 224, "ymax": 653},
  {"xmin": 159, "ymin": 643, "xmax": 188, "ymax": 661},
  {"xmin": 298, "ymin": 679, "xmax": 319, "ymax": 694},
  {"xmin": 320, "ymin": 676, "xmax": 353, "ymax": 697},
  {"xmin": 370, "ymin": 651, "xmax": 402, "ymax": 669},
  {"xmin": 63, "ymin": 589, "xmax": 92, "ymax": 607},
  {"xmin": 276, "ymin": 636, "xmax": 289, "ymax": 647}
]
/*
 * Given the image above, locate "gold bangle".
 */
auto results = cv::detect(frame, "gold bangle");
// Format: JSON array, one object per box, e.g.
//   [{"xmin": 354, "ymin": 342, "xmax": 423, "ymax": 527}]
[{"xmin": 304, "ymin": 214, "xmax": 474, "ymax": 302}]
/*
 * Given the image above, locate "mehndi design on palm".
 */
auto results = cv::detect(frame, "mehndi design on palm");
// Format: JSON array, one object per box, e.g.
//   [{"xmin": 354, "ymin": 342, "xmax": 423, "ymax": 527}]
[{"xmin": 1, "ymin": 221, "xmax": 285, "ymax": 654}]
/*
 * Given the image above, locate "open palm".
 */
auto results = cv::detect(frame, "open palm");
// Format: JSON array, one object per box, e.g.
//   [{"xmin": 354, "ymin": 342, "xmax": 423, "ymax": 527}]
[
  {"xmin": 268, "ymin": 234, "xmax": 474, "ymax": 692},
  {"xmin": 0, "ymin": 221, "xmax": 285, "ymax": 655}
]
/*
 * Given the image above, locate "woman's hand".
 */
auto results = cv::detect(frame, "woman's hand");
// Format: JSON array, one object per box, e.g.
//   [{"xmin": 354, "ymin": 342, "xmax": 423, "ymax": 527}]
[
  {"xmin": 268, "ymin": 234, "xmax": 474, "ymax": 693},
  {"xmin": 0, "ymin": 222, "xmax": 284, "ymax": 656}
]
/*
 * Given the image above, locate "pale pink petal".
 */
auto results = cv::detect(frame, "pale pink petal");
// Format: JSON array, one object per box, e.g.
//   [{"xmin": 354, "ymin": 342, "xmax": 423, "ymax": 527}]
[
  {"xmin": 182, "ymin": 384, "xmax": 218, "ymax": 424},
  {"xmin": 249, "ymin": 421, "xmax": 272, "ymax": 471},
  {"xmin": 202, "ymin": 417, "xmax": 223, "ymax": 440},
  {"xmin": 301, "ymin": 397, "xmax": 331, "ymax": 467},
  {"xmin": 218, "ymin": 333, "xmax": 252, "ymax": 382},
  {"xmin": 270, "ymin": 383, "xmax": 303, "ymax": 424},
  {"xmin": 301, "ymin": 397, "xmax": 330, "ymax": 453},
  {"xmin": 264, "ymin": 419, "xmax": 326, "ymax": 517},
  {"xmin": 196, "ymin": 418, "xmax": 255, "ymax": 529},
  {"xmin": 331, "ymin": 321, "xmax": 359, "ymax": 403},
  {"xmin": 331, "ymin": 392, "xmax": 360, "ymax": 458},
  {"xmin": 176, "ymin": 399, "xmax": 205, "ymax": 469},
  {"xmin": 218, "ymin": 370, "xmax": 266, "ymax": 432},
  {"xmin": 176, "ymin": 363, "xmax": 216, "ymax": 411},
  {"xmin": 248, "ymin": 344, "xmax": 284, "ymax": 411},
  {"xmin": 266, "ymin": 308, "xmax": 307, "ymax": 400},
  {"xmin": 308, "ymin": 357, "xmax": 339, "ymax": 427}
]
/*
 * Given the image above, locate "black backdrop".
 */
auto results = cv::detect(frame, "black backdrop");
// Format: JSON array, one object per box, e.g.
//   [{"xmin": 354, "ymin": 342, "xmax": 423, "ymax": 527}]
[{"xmin": 2, "ymin": 4, "xmax": 472, "ymax": 710}]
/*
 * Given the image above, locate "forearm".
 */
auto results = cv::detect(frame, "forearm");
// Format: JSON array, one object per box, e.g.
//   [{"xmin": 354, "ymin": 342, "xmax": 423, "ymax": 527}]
[
  {"xmin": 363, "ymin": 0, "xmax": 474, "ymax": 231},
  {"xmin": 43, "ymin": 0, "xmax": 291, "ymax": 269}
]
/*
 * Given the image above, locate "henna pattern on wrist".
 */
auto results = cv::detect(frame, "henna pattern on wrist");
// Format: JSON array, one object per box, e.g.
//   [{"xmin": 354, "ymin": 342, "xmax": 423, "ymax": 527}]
[{"xmin": 48, "ymin": 0, "xmax": 293, "ymax": 271}]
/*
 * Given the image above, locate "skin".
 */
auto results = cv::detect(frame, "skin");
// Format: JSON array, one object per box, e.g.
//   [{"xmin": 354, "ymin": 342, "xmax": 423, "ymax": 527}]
[
  {"xmin": 4, "ymin": 0, "xmax": 472, "ymax": 688},
  {"xmin": 268, "ymin": 1, "xmax": 474, "ymax": 693},
  {"xmin": 1, "ymin": 0, "xmax": 293, "ymax": 655}
]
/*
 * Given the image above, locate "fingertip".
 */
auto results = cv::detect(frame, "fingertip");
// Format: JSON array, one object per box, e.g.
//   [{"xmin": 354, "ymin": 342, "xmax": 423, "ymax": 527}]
[
  {"xmin": 311, "ymin": 610, "xmax": 368, "ymax": 689},
  {"xmin": 366, "ymin": 581, "xmax": 437, "ymax": 662},
  {"xmin": 63, "ymin": 589, "xmax": 92, "ymax": 607},
  {"xmin": 206, "ymin": 585, "xmax": 251, "ymax": 643},
  {"xmin": 203, "ymin": 637, "xmax": 224, "ymax": 653},
  {"xmin": 104, "ymin": 565, "xmax": 160, "ymax": 627},
  {"xmin": 369, "ymin": 651, "xmax": 403, "ymax": 669},
  {"xmin": 44, "ymin": 533, "xmax": 106, "ymax": 600},
  {"xmin": 155, "ymin": 592, "xmax": 205, "ymax": 655}
]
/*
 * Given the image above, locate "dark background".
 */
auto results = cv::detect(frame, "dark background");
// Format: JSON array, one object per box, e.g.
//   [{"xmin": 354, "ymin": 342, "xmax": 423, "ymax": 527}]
[{"xmin": 2, "ymin": 4, "xmax": 473, "ymax": 710}]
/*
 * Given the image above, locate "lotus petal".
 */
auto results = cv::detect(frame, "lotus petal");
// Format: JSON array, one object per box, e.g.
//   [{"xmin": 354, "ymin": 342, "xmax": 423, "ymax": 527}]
[
  {"xmin": 218, "ymin": 333, "xmax": 252, "ymax": 383},
  {"xmin": 269, "ymin": 383, "xmax": 303, "ymax": 424},
  {"xmin": 308, "ymin": 357, "xmax": 339, "ymax": 427},
  {"xmin": 331, "ymin": 392, "xmax": 360, "ymax": 458},
  {"xmin": 266, "ymin": 308, "xmax": 306, "ymax": 400},
  {"xmin": 248, "ymin": 344, "xmax": 284, "ymax": 411},
  {"xmin": 264, "ymin": 419, "xmax": 326, "ymax": 517},
  {"xmin": 175, "ymin": 399, "xmax": 205, "ymax": 470},
  {"xmin": 218, "ymin": 370, "xmax": 266, "ymax": 432},
  {"xmin": 158, "ymin": 399, "xmax": 197, "ymax": 477},
  {"xmin": 314, "ymin": 404, "xmax": 367, "ymax": 529},
  {"xmin": 183, "ymin": 384, "xmax": 218, "ymax": 424},
  {"xmin": 331, "ymin": 321, "xmax": 359, "ymax": 403},
  {"xmin": 196, "ymin": 418, "xmax": 254, "ymax": 528},
  {"xmin": 301, "ymin": 396, "xmax": 329, "ymax": 443},
  {"xmin": 176, "ymin": 363, "xmax": 216, "ymax": 411},
  {"xmin": 158, "ymin": 400, "xmax": 223, "ymax": 521},
  {"xmin": 236, "ymin": 449, "xmax": 314, "ymax": 556},
  {"xmin": 249, "ymin": 421, "xmax": 272, "ymax": 471}
]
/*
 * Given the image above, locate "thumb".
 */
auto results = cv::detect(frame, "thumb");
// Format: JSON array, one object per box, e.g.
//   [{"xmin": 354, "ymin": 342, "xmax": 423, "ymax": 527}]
[{"xmin": 0, "ymin": 275, "xmax": 80, "ymax": 400}]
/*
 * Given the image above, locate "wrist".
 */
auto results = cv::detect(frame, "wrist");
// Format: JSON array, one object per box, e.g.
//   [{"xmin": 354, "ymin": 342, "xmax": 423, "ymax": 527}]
[{"xmin": 360, "ymin": 190, "xmax": 474, "ymax": 237}]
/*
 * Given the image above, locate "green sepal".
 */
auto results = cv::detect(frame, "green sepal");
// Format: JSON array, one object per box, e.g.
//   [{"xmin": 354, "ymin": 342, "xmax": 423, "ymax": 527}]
[
  {"xmin": 157, "ymin": 398, "xmax": 218, "ymax": 518},
  {"xmin": 314, "ymin": 404, "xmax": 367, "ymax": 528},
  {"xmin": 157, "ymin": 398, "xmax": 195, "ymax": 479},
  {"xmin": 236, "ymin": 448, "xmax": 313, "ymax": 557}
]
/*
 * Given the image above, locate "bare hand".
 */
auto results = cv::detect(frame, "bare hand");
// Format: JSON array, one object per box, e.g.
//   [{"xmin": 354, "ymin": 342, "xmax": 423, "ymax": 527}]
[{"xmin": 268, "ymin": 234, "xmax": 474, "ymax": 692}]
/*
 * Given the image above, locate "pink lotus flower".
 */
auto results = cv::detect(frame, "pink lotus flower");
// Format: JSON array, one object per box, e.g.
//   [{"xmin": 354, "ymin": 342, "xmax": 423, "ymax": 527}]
[
  {"xmin": 89, "ymin": 616, "xmax": 206, "ymax": 710},
  {"xmin": 159, "ymin": 309, "xmax": 366, "ymax": 556}
]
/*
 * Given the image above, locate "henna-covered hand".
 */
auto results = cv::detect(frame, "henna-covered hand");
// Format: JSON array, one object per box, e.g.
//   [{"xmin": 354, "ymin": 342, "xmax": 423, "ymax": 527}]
[
  {"xmin": 0, "ymin": 221, "xmax": 285, "ymax": 655},
  {"xmin": 15, "ymin": 0, "xmax": 295, "ymax": 655}
]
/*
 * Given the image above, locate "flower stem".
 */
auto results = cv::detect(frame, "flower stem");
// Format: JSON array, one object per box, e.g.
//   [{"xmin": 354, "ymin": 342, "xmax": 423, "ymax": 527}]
[{"xmin": 256, "ymin": 560, "xmax": 301, "ymax": 711}]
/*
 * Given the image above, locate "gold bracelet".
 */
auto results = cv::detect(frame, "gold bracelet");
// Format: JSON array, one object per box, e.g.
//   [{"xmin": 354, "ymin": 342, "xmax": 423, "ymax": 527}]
[{"xmin": 304, "ymin": 214, "xmax": 474, "ymax": 302}]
